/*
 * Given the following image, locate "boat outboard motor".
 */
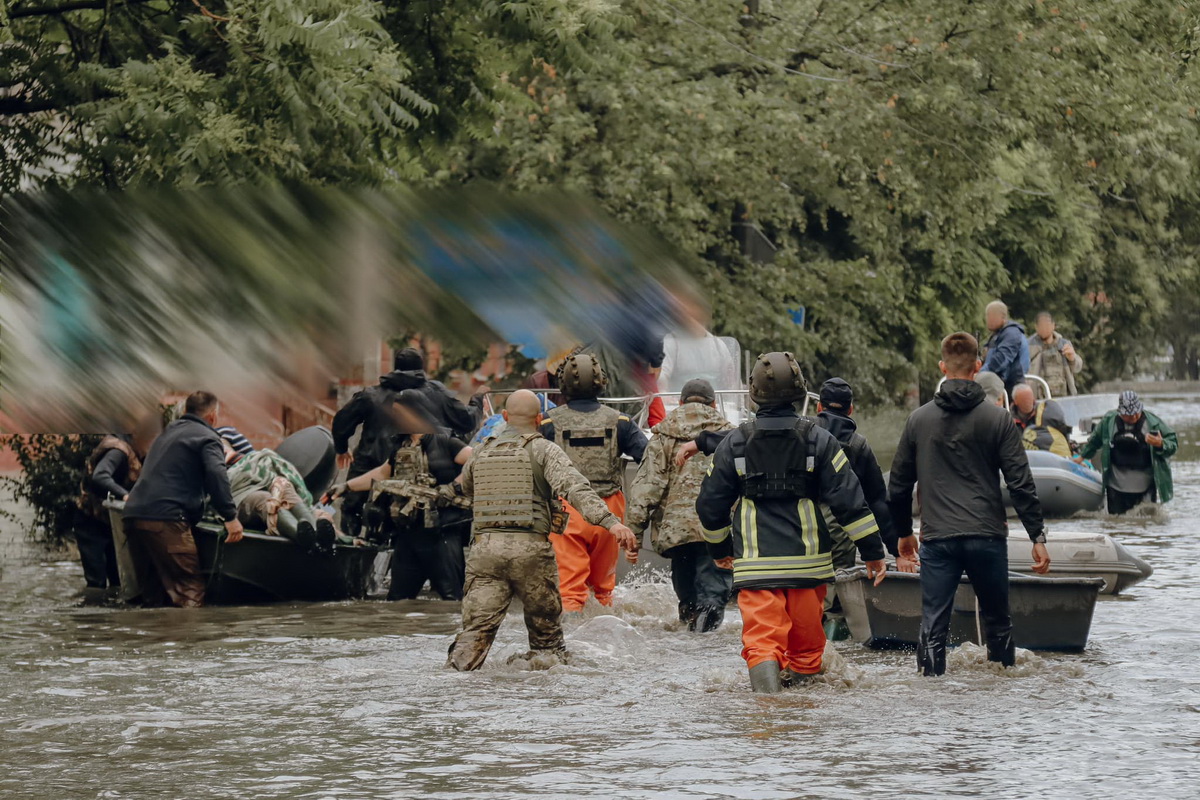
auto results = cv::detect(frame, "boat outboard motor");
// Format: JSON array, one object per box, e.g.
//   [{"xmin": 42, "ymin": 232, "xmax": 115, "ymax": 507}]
[{"xmin": 275, "ymin": 426, "xmax": 338, "ymax": 498}]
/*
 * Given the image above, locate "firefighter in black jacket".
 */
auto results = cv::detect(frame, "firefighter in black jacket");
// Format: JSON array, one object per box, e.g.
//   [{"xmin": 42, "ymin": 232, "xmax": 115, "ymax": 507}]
[{"xmin": 696, "ymin": 352, "xmax": 888, "ymax": 694}]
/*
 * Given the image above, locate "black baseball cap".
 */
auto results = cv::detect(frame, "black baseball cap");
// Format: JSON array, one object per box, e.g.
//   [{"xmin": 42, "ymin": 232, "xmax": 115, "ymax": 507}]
[
  {"xmin": 680, "ymin": 378, "xmax": 716, "ymax": 405},
  {"xmin": 819, "ymin": 378, "xmax": 854, "ymax": 413}
]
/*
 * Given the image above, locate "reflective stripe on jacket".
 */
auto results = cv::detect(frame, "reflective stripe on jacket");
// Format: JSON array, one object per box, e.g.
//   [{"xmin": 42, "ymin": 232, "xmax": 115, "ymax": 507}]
[{"xmin": 695, "ymin": 408, "xmax": 885, "ymax": 590}]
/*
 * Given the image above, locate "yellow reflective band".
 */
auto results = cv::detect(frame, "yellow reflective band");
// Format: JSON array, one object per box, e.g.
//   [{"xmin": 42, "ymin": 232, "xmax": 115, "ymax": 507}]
[
  {"xmin": 831, "ymin": 449, "xmax": 849, "ymax": 473},
  {"xmin": 735, "ymin": 553, "xmax": 832, "ymax": 565},
  {"xmin": 701, "ymin": 525, "xmax": 731, "ymax": 544},
  {"xmin": 619, "ymin": 415, "xmax": 630, "ymax": 422},
  {"xmin": 797, "ymin": 498, "xmax": 819, "ymax": 556},
  {"xmin": 844, "ymin": 513, "xmax": 880, "ymax": 541},
  {"xmin": 746, "ymin": 498, "xmax": 760, "ymax": 560},
  {"xmin": 706, "ymin": 460, "xmax": 715, "ymax": 476}
]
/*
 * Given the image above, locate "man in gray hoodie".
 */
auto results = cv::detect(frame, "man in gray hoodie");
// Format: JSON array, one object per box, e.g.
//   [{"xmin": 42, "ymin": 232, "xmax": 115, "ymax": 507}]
[{"xmin": 888, "ymin": 332, "xmax": 1050, "ymax": 676}]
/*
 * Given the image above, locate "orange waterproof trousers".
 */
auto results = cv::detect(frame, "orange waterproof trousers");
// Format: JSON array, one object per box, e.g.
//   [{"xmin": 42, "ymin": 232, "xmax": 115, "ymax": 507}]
[
  {"xmin": 552, "ymin": 492, "xmax": 625, "ymax": 612},
  {"xmin": 738, "ymin": 586, "xmax": 828, "ymax": 674}
]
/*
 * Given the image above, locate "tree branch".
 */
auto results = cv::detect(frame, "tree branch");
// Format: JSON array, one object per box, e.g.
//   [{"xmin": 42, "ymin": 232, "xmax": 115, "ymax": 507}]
[
  {"xmin": 9, "ymin": 0, "xmax": 155, "ymax": 20},
  {"xmin": 0, "ymin": 96, "xmax": 64, "ymax": 115}
]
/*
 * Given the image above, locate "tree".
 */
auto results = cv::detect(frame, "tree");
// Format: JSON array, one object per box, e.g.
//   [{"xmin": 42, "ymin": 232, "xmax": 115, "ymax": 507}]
[{"xmin": 455, "ymin": 0, "xmax": 1200, "ymax": 401}]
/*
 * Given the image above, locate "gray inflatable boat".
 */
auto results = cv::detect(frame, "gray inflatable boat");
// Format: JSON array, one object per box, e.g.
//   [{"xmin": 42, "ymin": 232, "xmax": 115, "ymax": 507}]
[{"xmin": 1002, "ymin": 449, "xmax": 1104, "ymax": 518}]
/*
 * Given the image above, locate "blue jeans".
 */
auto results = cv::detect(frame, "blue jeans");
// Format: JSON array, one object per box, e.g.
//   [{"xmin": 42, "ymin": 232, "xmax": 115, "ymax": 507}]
[{"xmin": 918, "ymin": 537, "xmax": 1014, "ymax": 675}]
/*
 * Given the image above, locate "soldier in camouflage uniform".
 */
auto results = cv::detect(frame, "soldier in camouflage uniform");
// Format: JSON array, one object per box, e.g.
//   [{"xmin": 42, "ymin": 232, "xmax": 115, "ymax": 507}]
[
  {"xmin": 628, "ymin": 379, "xmax": 735, "ymax": 632},
  {"xmin": 540, "ymin": 353, "xmax": 648, "ymax": 611},
  {"xmin": 448, "ymin": 390, "xmax": 638, "ymax": 672}
]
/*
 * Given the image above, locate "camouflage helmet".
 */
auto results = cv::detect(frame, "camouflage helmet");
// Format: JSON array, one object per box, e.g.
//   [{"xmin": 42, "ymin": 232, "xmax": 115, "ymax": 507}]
[
  {"xmin": 749, "ymin": 351, "xmax": 807, "ymax": 405},
  {"xmin": 557, "ymin": 353, "xmax": 607, "ymax": 400}
]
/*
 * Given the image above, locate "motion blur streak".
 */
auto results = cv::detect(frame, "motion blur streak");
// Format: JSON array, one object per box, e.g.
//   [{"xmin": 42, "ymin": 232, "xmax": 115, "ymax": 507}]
[{"xmin": 0, "ymin": 188, "xmax": 693, "ymax": 432}]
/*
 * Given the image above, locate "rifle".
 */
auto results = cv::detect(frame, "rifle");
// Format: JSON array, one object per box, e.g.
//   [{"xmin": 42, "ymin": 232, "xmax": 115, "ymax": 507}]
[{"xmin": 370, "ymin": 478, "xmax": 471, "ymax": 529}]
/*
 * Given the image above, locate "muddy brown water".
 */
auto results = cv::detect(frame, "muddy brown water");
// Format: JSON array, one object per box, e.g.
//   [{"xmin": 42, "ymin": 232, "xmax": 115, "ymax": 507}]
[{"xmin": 2, "ymin": 397, "xmax": 1199, "ymax": 798}]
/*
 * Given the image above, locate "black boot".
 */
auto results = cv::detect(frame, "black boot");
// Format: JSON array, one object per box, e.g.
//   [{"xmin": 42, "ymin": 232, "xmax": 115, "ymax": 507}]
[
  {"xmin": 295, "ymin": 520, "xmax": 318, "ymax": 554},
  {"xmin": 679, "ymin": 602, "xmax": 697, "ymax": 629},
  {"xmin": 917, "ymin": 629, "xmax": 947, "ymax": 677},
  {"xmin": 315, "ymin": 518, "xmax": 337, "ymax": 557},
  {"xmin": 986, "ymin": 633, "xmax": 1016, "ymax": 668},
  {"xmin": 692, "ymin": 605, "xmax": 725, "ymax": 633}
]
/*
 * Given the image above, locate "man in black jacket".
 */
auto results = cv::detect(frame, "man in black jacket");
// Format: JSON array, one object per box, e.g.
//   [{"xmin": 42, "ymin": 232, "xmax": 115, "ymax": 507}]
[
  {"xmin": 123, "ymin": 391, "xmax": 243, "ymax": 607},
  {"xmin": 815, "ymin": 378, "xmax": 905, "ymax": 570},
  {"xmin": 332, "ymin": 348, "xmax": 481, "ymax": 535},
  {"xmin": 887, "ymin": 333, "xmax": 1050, "ymax": 676}
]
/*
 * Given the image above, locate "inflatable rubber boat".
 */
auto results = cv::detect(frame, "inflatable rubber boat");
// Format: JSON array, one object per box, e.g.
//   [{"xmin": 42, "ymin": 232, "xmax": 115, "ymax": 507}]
[
  {"xmin": 1007, "ymin": 530, "xmax": 1152, "ymax": 594},
  {"xmin": 1002, "ymin": 449, "xmax": 1104, "ymax": 518}
]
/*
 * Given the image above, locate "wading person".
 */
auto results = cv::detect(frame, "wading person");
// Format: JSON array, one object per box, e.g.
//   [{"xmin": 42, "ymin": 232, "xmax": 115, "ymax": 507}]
[
  {"xmin": 1028, "ymin": 312, "xmax": 1083, "ymax": 397},
  {"xmin": 447, "ymin": 390, "xmax": 638, "ymax": 671},
  {"xmin": 696, "ymin": 352, "xmax": 889, "ymax": 693},
  {"xmin": 887, "ymin": 333, "xmax": 1050, "ymax": 677},
  {"xmin": 123, "ymin": 391, "xmax": 243, "ymax": 607},
  {"xmin": 540, "ymin": 353, "xmax": 647, "ymax": 611},
  {"xmin": 1077, "ymin": 391, "xmax": 1177, "ymax": 514},
  {"xmin": 75, "ymin": 430, "xmax": 150, "ymax": 596},
  {"xmin": 813, "ymin": 378, "xmax": 903, "ymax": 572},
  {"xmin": 1010, "ymin": 383, "xmax": 1072, "ymax": 458},
  {"xmin": 329, "ymin": 390, "xmax": 473, "ymax": 600},
  {"xmin": 981, "ymin": 300, "xmax": 1029, "ymax": 397},
  {"xmin": 627, "ymin": 379, "xmax": 735, "ymax": 633}
]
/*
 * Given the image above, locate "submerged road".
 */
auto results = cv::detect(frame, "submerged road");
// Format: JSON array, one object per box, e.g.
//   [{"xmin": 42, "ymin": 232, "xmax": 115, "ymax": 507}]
[{"xmin": 2, "ymin": 397, "xmax": 1199, "ymax": 799}]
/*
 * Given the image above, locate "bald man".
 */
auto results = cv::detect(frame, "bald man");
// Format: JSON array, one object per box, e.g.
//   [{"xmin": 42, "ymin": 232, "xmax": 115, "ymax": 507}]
[
  {"xmin": 447, "ymin": 390, "xmax": 638, "ymax": 671},
  {"xmin": 1010, "ymin": 384, "xmax": 1071, "ymax": 458}
]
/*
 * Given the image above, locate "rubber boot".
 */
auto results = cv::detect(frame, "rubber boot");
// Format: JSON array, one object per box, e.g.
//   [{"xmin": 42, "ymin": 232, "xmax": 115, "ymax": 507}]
[
  {"xmin": 692, "ymin": 605, "xmax": 724, "ymax": 633},
  {"xmin": 986, "ymin": 633, "xmax": 1016, "ymax": 668},
  {"xmin": 315, "ymin": 517, "xmax": 337, "ymax": 557},
  {"xmin": 916, "ymin": 629, "xmax": 947, "ymax": 677},
  {"xmin": 748, "ymin": 661, "xmax": 784, "ymax": 694},
  {"xmin": 295, "ymin": 520, "xmax": 318, "ymax": 554},
  {"xmin": 679, "ymin": 602, "xmax": 697, "ymax": 628}
]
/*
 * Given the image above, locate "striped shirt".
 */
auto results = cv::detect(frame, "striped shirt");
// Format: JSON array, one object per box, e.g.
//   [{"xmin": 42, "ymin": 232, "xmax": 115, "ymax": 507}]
[{"xmin": 216, "ymin": 426, "xmax": 255, "ymax": 456}]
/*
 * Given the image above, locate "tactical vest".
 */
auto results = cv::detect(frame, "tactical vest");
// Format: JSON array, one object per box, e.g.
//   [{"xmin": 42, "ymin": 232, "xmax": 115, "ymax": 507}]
[
  {"xmin": 390, "ymin": 440, "xmax": 430, "ymax": 485},
  {"xmin": 548, "ymin": 404, "xmax": 624, "ymax": 496},
  {"xmin": 737, "ymin": 417, "xmax": 818, "ymax": 501},
  {"xmin": 471, "ymin": 434, "xmax": 555, "ymax": 535},
  {"xmin": 78, "ymin": 435, "xmax": 141, "ymax": 518}
]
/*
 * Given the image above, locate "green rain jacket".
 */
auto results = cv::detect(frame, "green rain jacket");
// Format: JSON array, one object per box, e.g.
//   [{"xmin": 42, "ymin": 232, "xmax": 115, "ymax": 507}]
[{"xmin": 1080, "ymin": 410, "xmax": 1177, "ymax": 504}]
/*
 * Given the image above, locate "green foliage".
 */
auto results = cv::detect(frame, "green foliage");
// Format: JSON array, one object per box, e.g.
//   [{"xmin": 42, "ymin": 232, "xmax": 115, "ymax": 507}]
[
  {"xmin": 458, "ymin": 0, "xmax": 1200, "ymax": 401},
  {"xmin": 0, "ymin": 435, "xmax": 101, "ymax": 547},
  {"xmin": 5, "ymin": 0, "xmax": 1200, "ymax": 401}
]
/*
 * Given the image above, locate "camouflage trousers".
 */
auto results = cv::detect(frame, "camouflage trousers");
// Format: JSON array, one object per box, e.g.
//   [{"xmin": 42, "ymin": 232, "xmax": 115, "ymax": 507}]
[{"xmin": 448, "ymin": 531, "xmax": 565, "ymax": 671}]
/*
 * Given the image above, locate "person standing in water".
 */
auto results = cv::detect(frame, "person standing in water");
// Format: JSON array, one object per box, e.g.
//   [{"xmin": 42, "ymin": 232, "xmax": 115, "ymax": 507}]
[
  {"xmin": 1077, "ymin": 391, "xmax": 1177, "ymax": 514},
  {"xmin": 696, "ymin": 352, "xmax": 889, "ymax": 693},
  {"xmin": 627, "ymin": 379, "xmax": 735, "ymax": 633},
  {"xmin": 887, "ymin": 333, "xmax": 1049, "ymax": 677},
  {"xmin": 540, "ymin": 353, "xmax": 647, "ymax": 612},
  {"xmin": 447, "ymin": 390, "xmax": 638, "ymax": 671}
]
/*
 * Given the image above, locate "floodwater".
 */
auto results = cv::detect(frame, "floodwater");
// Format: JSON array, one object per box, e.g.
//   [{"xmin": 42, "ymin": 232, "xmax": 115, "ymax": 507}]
[{"xmin": 2, "ymin": 398, "xmax": 1199, "ymax": 799}]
